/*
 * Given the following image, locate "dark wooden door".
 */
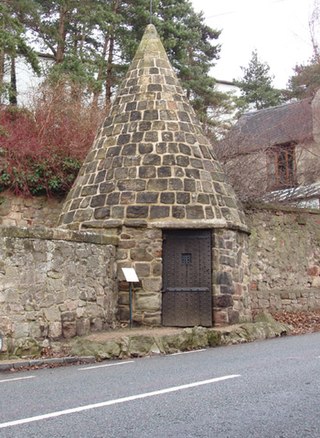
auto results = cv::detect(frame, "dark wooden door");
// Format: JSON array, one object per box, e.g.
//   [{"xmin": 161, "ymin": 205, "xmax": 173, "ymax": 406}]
[{"xmin": 162, "ymin": 230, "xmax": 212, "ymax": 327}]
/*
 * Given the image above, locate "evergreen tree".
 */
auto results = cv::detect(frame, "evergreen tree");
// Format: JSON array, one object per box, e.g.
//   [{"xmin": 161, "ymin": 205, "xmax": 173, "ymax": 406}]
[
  {"xmin": 0, "ymin": 0, "xmax": 40, "ymax": 104},
  {"xmin": 6, "ymin": 0, "xmax": 231, "ymax": 132},
  {"xmin": 122, "ymin": 0, "xmax": 224, "ymax": 122},
  {"xmin": 287, "ymin": 57, "xmax": 320, "ymax": 99},
  {"xmin": 235, "ymin": 50, "xmax": 283, "ymax": 114},
  {"xmin": 30, "ymin": 0, "xmax": 103, "ymax": 99},
  {"xmin": 288, "ymin": 0, "xmax": 320, "ymax": 99},
  {"xmin": 30, "ymin": 0, "xmax": 132, "ymax": 108}
]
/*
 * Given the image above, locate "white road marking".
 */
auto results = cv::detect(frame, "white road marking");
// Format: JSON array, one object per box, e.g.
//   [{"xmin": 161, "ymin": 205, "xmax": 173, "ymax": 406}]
[
  {"xmin": 78, "ymin": 360, "xmax": 135, "ymax": 371},
  {"xmin": 0, "ymin": 374, "xmax": 240, "ymax": 429},
  {"xmin": 0, "ymin": 376, "xmax": 35, "ymax": 384},
  {"xmin": 170, "ymin": 349, "xmax": 206, "ymax": 356}
]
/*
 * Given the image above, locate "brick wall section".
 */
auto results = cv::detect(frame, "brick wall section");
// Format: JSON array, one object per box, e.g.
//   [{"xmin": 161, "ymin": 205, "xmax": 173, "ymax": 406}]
[
  {"xmin": 248, "ymin": 205, "xmax": 320, "ymax": 312},
  {"xmin": 0, "ymin": 227, "xmax": 118, "ymax": 352}
]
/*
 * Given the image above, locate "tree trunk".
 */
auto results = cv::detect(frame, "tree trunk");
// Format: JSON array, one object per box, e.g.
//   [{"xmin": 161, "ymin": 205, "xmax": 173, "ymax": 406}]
[
  {"xmin": 104, "ymin": 0, "xmax": 119, "ymax": 113},
  {"xmin": 105, "ymin": 35, "xmax": 114, "ymax": 114},
  {"xmin": 91, "ymin": 34, "xmax": 109, "ymax": 110},
  {"xmin": 0, "ymin": 49, "xmax": 4, "ymax": 101},
  {"xmin": 56, "ymin": 3, "xmax": 68, "ymax": 63},
  {"xmin": 9, "ymin": 56, "xmax": 17, "ymax": 106}
]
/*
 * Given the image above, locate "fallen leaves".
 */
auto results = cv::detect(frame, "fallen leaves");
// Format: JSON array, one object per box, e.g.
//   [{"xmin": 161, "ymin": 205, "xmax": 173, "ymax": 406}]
[{"xmin": 272, "ymin": 309, "xmax": 320, "ymax": 335}]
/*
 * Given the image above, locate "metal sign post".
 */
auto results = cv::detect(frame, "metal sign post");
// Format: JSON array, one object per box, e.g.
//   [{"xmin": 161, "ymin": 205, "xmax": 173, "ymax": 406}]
[{"xmin": 121, "ymin": 268, "xmax": 140, "ymax": 328}]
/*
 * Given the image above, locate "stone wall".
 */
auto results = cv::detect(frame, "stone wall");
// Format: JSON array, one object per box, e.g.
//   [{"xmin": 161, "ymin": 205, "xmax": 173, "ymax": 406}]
[
  {"xmin": 0, "ymin": 191, "xmax": 63, "ymax": 228},
  {"xmin": 1, "ymin": 193, "xmax": 320, "ymax": 351},
  {"xmin": 247, "ymin": 205, "xmax": 320, "ymax": 312},
  {"xmin": 213, "ymin": 228, "xmax": 251, "ymax": 325},
  {"xmin": 0, "ymin": 227, "xmax": 117, "ymax": 354},
  {"xmin": 117, "ymin": 226, "xmax": 163, "ymax": 326},
  {"xmin": 117, "ymin": 224, "xmax": 251, "ymax": 327}
]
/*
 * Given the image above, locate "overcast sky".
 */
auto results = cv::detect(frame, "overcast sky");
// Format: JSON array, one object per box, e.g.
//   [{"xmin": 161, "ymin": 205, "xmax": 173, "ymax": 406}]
[
  {"xmin": 18, "ymin": 0, "xmax": 316, "ymax": 100},
  {"xmin": 191, "ymin": 0, "xmax": 315, "ymax": 88}
]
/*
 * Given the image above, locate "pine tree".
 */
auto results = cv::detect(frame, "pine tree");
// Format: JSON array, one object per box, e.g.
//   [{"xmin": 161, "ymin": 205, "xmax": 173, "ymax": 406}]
[
  {"xmin": 235, "ymin": 50, "xmax": 283, "ymax": 114},
  {"xmin": 6, "ymin": 0, "xmax": 231, "ymax": 132},
  {"xmin": 0, "ymin": 0, "xmax": 40, "ymax": 104},
  {"xmin": 287, "ymin": 58, "xmax": 320, "ymax": 99},
  {"xmin": 120, "ymin": 0, "xmax": 228, "ymax": 126},
  {"xmin": 30, "ymin": 0, "xmax": 103, "ymax": 98}
]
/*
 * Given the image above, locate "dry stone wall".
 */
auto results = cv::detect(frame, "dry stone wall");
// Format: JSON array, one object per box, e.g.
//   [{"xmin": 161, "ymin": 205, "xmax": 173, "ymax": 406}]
[
  {"xmin": 248, "ymin": 206, "xmax": 320, "ymax": 312},
  {"xmin": 0, "ymin": 227, "xmax": 117, "ymax": 354}
]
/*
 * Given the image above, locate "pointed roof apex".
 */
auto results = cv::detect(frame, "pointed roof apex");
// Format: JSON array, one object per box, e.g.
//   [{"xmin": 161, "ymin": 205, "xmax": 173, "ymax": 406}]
[
  {"xmin": 58, "ymin": 21, "xmax": 247, "ymax": 231},
  {"xmin": 144, "ymin": 23, "xmax": 158, "ymax": 36},
  {"xmin": 133, "ymin": 24, "xmax": 168, "ymax": 63}
]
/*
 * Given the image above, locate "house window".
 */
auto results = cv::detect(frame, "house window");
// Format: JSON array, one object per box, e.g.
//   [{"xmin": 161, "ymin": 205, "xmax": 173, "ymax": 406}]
[{"xmin": 267, "ymin": 143, "xmax": 297, "ymax": 190}]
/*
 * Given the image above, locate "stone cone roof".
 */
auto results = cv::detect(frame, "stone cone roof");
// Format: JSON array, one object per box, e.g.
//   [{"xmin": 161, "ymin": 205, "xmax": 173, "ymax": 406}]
[{"xmin": 58, "ymin": 24, "xmax": 246, "ymax": 230}]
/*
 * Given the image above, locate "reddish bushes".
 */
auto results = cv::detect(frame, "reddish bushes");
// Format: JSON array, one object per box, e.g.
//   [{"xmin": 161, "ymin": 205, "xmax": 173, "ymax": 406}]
[{"xmin": 0, "ymin": 85, "xmax": 103, "ymax": 197}]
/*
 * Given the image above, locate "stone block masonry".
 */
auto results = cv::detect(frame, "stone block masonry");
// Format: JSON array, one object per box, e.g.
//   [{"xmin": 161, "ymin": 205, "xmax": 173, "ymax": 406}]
[
  {"xmin": 213, "ymin": 228, "xmax": 251, "ymax": 325},
  {"xmin": 58, "ymin": 25, "xmax": 246, "ymax": 232},
  {"xmin": 0, "ymin": 227, "xmax": 118, "ymax": 354},
  {"xmin": 1, "ymin": 199, "xmax": 319, "ymax": 351},
  {"xmin": 3, "ymin": 23, "xmax": 319, "ymax": 340},
  {"xmin": 117, "ymin": 226, "xmax": 163, "ymax": 326},
  {"xmin": 248, "ymin": 205, "xmax": 320, "ymax": 312},
  {"xmin": 0, "ymin": 191, "xmax": 62, "ymax": 228},
  {"xmin": 55, "ymin": 24, "xmax": 250, "ymax": 330},
  {"xmin": 116, "ymin": 225, "xmax": 252, "ymax": 327}
]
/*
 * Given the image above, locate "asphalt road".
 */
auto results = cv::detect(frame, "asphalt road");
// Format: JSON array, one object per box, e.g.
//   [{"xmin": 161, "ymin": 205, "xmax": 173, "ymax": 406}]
[{"xmin": 0, "ymin": 332, "xmax": 320, "ymax": 438}]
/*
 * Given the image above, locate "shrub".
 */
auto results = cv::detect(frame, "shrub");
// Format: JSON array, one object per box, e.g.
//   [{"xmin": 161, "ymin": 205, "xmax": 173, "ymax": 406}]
[{"xmin": 0, "ymin": 83, "xmax": 103, "ymax": 197}]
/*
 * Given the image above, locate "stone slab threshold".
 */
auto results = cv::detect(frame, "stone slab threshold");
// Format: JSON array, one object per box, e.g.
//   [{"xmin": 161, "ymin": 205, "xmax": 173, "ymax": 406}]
[{"xmin": 0, "ymin": 314, "xmax": 289, "ymax": 372}]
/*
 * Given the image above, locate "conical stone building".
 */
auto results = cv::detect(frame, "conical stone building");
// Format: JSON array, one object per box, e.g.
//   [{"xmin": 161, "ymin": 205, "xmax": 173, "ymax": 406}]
[{"xmin": 59, "ymin": 25, "xmax": 251, "ymax": 327}]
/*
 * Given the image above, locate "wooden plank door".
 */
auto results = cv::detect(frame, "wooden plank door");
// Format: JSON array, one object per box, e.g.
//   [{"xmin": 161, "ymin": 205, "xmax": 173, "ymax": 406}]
[{"xmin": 162, "ymin": 230, "xmax": 212, "ymax": 327}]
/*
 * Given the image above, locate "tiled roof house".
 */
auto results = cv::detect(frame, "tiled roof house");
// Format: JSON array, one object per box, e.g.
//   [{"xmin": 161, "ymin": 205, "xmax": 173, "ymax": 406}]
[{"xmin": 219, "ymin": 93, "xmax": 320, "ymax": 207}]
